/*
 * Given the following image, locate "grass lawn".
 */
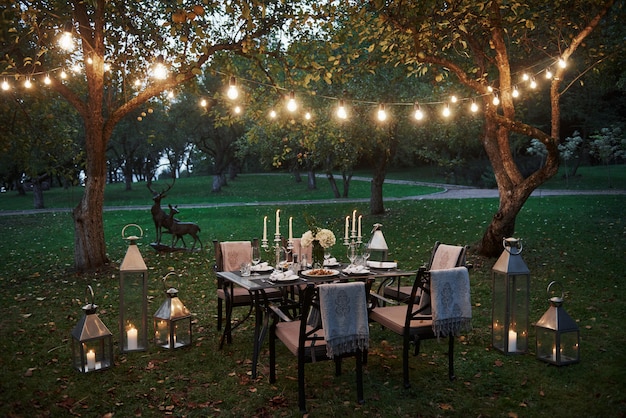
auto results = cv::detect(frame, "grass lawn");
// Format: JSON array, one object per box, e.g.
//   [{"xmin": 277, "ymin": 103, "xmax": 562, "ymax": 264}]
[{"xmin": 0, "ymin": 172, "xmax": 625, "ymax": 417}]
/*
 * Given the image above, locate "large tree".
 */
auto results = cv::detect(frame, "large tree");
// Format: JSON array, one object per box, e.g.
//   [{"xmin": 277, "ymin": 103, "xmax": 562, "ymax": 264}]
[
  {"xmin": 318, "ymin": 0, "xmax": 618, "ymax": 256},
  {"xmin": 1, "ymin": 0, "xmax": 299, "ymax": 270}
]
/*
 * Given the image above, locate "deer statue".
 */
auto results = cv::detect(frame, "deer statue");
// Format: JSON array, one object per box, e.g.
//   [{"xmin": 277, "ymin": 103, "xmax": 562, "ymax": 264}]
[
  {"xmin": 147, "ymin": 178, "xmax": 176, "ymax": 244},
  {"xmin": 167, "ymin": 204, "xmax": 203, "ymax": 251}
]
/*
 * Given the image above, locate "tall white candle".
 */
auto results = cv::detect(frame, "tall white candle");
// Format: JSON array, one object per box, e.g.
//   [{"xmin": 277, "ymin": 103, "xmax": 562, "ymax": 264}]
[
  {"xmin": 345, "ymin": 216, "xmax": 349, "ymax": 240},
  {"xmin": 508, "ymin": 330, "xmax": 517, "ymax": 353},
  {"xmin": 263, "ymin": 216, "xmax": 267, "ymax": 241},
  {"xmin": 127, "ymin": 326, "xmax": 138, "ymax": 350},
  {"xmin": 358, "ymin": 215, "xmax": 362, "ymax": 238},
  {"xmin": 275, "ymin": 209, "xmax": 280, "ymax": 235},
  {"xmin": 552, "ymin": 346, "xmax": 557, "ymax": 361},
  {"xmin": 352, "ymin": 210, "xmax": 356, "ymax": 233},
  {"xmin": 86, "ymin": 349, "xmax": 96, "ymax": 371},
  {"xmin": 289, "ymin": 216, "xmax": 293, "ymax": 240}
]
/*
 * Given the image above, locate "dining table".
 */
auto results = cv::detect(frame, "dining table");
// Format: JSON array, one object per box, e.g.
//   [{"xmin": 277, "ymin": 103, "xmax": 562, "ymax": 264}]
[{"xmin": 216, "ymin": 264, "xmax": 416, "ymax": 378}]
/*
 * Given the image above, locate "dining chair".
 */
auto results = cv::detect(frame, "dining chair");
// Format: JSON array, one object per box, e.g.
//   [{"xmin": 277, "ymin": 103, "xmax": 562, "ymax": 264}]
[
  {"xmin": 269, "ymin": 279, "xmax": 373, "ymax": 414},
  {"xmin": 213, "ymin": 239, "xmax": 281, "ymax": 336},
  {"xmin": 369, "ymin": 242, "xmax": 472, "ymax": 388},
  {"xmin": 381, "ymin": 241, "xmax": 467, "ymax": 303}
]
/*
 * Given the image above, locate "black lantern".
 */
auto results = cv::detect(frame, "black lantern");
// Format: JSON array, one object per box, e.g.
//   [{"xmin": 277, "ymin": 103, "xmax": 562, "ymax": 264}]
[
  {"xmin": 492, "ymin": 237, "xmax": 530, "ymax": 354},
  {"xmin": 119, "ymin": 224, "xmax": 148, "ymax": 352},
  {"xmin": 153, "ymin": 272, "xmax": 192, "ymax": 349},
  {"xmin": 535, "ymin": 281, "xmax": 580, "ymax": 365},
  {"xmin": 71, "ymin": 285, "xmax": 114, "ymax": 372}
]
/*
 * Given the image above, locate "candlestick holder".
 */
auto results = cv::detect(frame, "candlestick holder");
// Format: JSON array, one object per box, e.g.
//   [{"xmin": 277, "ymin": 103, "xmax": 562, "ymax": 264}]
[{"xmin": 344, "ymin": 231, "xmax": 362, "ymax": 267}]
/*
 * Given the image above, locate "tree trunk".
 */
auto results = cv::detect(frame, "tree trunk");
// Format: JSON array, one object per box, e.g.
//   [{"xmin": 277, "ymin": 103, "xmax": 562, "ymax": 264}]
[
  {"xmin": 32, "ymin": 181, "xmax": 44, "ymax": 209},
  {"xmin": 307, "ymin": 170, "xmax": 316, "ymax": 190},
  {"xmin": 212, "ymin": 174, "xmax": 222, "ymax": 192},
  {"xmin": 341, "ymin": 170, "xmax": 352, "ymax": 198},
  {"xmin": 370, "ymin": 174, "xmax": 384, "ymax": 215},
  {"xmin": 326, "ymin": 172, "xmax": 341, "ymax": 198}
]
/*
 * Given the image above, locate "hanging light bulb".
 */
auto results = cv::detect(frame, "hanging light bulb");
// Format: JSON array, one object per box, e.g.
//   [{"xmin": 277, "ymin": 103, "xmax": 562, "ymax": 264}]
[
  {"xmin": 522, "ymin": 73, "xmax": 529, "ymax": 82},
  {"xmin": 470, "ymin": 99, "xmax": 479, "ymax": 113},
  {"xmin": 59, "ymin": 21, "xmax": 74, "ymax": 52},
  {"xmin": 44, "ymin": 74, "xmax": 51, "ymax": 85},
  {"xmin": 492, "ymin": 94, "xmax": 500, "ymax": 106},
  {"xmin": 200, "ymin": 98, "xmax": 207, "ymax": 108},
  {"xmin": 530, "ymin": 78, "xmax": 537, "ymax": 89},
  {"xmin": 377, "ymin": 103, "xmax": 387, "ymax": 121},
  {"xmin": 442, "ymin": 103, "xmax": 451, "ymax": 117},
  {"xmin": 512, "ymin": 86, "xmax": 520, "ymax": 98},
  {"xmin": 233, "ymin": 105, "xmax": 242, "ymax": 114},
  {"xmin": 24, "ymin": 77, "xmax": 32, "ymax": 89},
  {"xmin": 304, "ymin": 111, "xmax": 311, "ymax": 120},
  {"xmin": 558, "ymin": 58, "xmax": 567, "ymax": 68},
  {"xmin": 153, "ymin": 55, "xmax": 168, "ymax": 80},
  {"xmin": 87, "ymin": 56, "xmax": 93, "ymax": 65},
  {"xmin": 336, "ymin": 99, "xmax": 347, "ymax": 119},
  {"xmin": 450, "ymin": 95, "xmax": 458, "ymax": 103},
  {"xmin": 60, "ymin": 70, "xmax": 67, "ymax": 79},
  {"xmin": 487, "ymin": 85, "xmax": 494, "ymax": 93},
  {"xmin": 227, "ymin": 76, "xmax": 239, "ymax": 100},
  {"xmin": 1, "ymin": 79, "xmax": 9, "ymax": 90},
  {"xmin": 545, "ymin": 68, "xmax": 553, "ymax": 79},
  {"xmin": 269, "ymin": 109, "xmax": 277, "ymax": 119},
  {"xmin": 286, "ymin": 91, "xmax": 297, "ymax": 112},
  {"xmin": 413, "ymin": 102, "xmax": 424, "ymax": 120}
]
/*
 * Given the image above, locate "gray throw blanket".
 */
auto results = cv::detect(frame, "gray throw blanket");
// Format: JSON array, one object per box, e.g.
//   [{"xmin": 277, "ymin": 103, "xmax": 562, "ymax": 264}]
[
  {"xmin": 318, "ymin": 282, "xmax": 370, "ymax": 358},
  {"xmin": 430, "ymin": 267, "xmax": 472, "ymax": 338}
]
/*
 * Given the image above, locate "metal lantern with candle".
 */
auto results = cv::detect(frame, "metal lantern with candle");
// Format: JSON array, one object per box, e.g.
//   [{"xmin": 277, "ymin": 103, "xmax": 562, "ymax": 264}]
[
  {"xmin": 119, "ymin": 224, "xmax": 148, "ymax": 352},
  {"xmin": 492, "ymin": 237, "xmax": 530, "ymax": 354},
  {"xmin": 71, "ymin": 285, "xmax": 114, "ymax": 373},
  {"xmin": 367, "ymin": 223, "xmax": 389, "ymax": 261},
  {"xmin": 153, "ymin": 272, "xmax": 192, "ymax": 349},
  {"xmin": 535, "ymin": 281, "xmax": 580, "ymax": 365}
]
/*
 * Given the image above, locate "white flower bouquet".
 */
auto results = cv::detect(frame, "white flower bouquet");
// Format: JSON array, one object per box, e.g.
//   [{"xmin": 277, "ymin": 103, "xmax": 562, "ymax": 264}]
[{"xmin": 301, "ymin": 228, "xmax": 336, "ymax": 249}]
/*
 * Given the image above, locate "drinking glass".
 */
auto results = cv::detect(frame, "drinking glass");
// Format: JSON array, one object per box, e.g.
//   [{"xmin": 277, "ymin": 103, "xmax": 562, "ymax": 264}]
[
  {"xmin": 251, "ymin": 245, "xmax": 261, "ymax": 275},
  {"xmin": 324, "ymin": 250, "xmax": 332, "ymax": 266},
  {"xmin": 347, "ymin": 242, "xmax": 358, "ymax": 267},
  {"xmin": 361, "ymin": 247, "xmax": 370, "ymax": 267}
]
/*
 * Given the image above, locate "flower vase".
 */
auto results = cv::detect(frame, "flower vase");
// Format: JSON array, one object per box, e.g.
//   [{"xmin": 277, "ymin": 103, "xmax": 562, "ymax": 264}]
[{"xmin": 312, "ymin": 240, "xmax": 324, "ymax": 269}]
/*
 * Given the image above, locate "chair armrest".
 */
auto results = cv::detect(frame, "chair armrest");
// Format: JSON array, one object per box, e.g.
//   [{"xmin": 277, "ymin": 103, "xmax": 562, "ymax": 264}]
[
  {"xmin": 268, "ymin": 303, "xmax": 292, "ymax": 322},
  {"xmin": 369, "ymin": 291, "xmax": 400, "ymax": 308}
]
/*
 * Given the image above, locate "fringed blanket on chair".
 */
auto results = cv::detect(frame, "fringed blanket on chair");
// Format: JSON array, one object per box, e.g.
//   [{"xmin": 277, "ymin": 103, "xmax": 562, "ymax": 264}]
[
  {"xmin": 430, "ymin": 267, "xmax": 472, "ymax": 338},
  {"xmin": 319, "ymin": 282, "xmax": 370, "ymax": 358}
]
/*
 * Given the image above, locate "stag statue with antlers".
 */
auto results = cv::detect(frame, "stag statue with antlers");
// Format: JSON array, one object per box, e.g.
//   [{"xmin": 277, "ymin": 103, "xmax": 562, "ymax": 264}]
[{"xmin": 147, "ymin": 178, "xmax": 175, "ymax": 245}]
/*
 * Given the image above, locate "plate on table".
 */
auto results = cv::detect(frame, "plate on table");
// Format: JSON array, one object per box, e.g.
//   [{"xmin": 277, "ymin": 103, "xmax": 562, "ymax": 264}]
[
  {"xmin": 342, "ymin": 267, "xmax": 370, "ymax": 275},
  {"xmin": 270, "ymin": 273, "xmax": 300, "ymax": 283},
  {"xmin": 366, "ymin": 261, "xmax": 398, "ymax": 270},
  {"xmin": 251, "ymin": 265, "xmax": 274, "ymax": 273},
  {"xmin": 301, "ymin": 268, "xmax": 340, "ymax": 278}
]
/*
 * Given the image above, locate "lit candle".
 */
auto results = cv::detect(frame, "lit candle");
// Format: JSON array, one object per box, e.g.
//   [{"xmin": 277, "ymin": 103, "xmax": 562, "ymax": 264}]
[
  {"xmin": 508, "ymin": 330, "xmax": 517, "ymax": 353},
  {"xmin": 352, "ymin": 210, "xmax": 356, "ymax": 233},
  {"xmin": 275, "ymin": 209, "xmax": 280, "ymax": 235},
  {"xmin": 127, "ymin": 325, "xmax": 138, "ymax": 350},
  {"xmin": 86, "ymin": 349, "xmax": 96, "ymax": 371},
  {"xmin": 289, "ymin": 216, "xmax": 293, "ymax": 240},
  {"xmin": 552, "ymin": 346, "xmax": 557, "ymax": 361},
  {"xmin": 345, "ymin": 216, "xmax": 349, "ymax": 240},
  {"xmin": 263, "ymin": 216, "xmax": 267, "ymax": 241},
  {"xmin": 358, "ymin": 215, "xmax": 362, "ymax": 238}
]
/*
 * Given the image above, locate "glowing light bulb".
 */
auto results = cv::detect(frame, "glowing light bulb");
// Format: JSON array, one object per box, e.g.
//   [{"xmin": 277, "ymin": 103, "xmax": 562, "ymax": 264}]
[
  {"xmin": 286, "ymin": 91, "xmax": 297, "ymax": 112},
  {"xmin": 59, "ymin": 22, "xmax": 74, "ymax": 51},
  {"xmin": 44, "ymin": 74, "xmax": 51, "ymax": 85},
  {"xmin": 442, "ymin": 103, "xmax": 451, "ymax": 117},
  {"xmin": 269, "ymin": 109, "xmax": 277, "ymax": 118},
  {"xmin": 413, "ymin": 103, "xmax": 424, "ymax": 120},
  {"xmin": 545, "ymin": 68, "xmax": 553, "ymax": 79},
  {"xmin": 1, "ymin": 79, "xmax": 9, "ymax": 90},
  {"xmin": 167, "ymin": 91, "xmax": 174, "ymax": 99},
  {"xmin": 377, "ymin": 103, "xmax": 387, "ymax": 121},
  {"xmin": 487, "ymin": 86, "xmax": 493, "ymax": 93},
  {"xmin": 227, "ymin": 76, "xmax": 239, "ymax": 100},
  {"xmin": 304, "ymin": 112, "xmax": 311, "ymax": 120},
  {"xmin": 522, "ymin": 73, "xmax": 529, "ymax": 81},
  {"xmin": 233, "ymin": 105, "xmax": 242, "ymax": 114},
  {"xmin": 24, "ymin": 78, "xmax": 32, "ymax": 89},
  {"xmin": 200, "ymin": 98, "xmax": 207, "ymax": 107},
  {"xmin": 134, "ymin": 79, "xmax": 141, "ymax": 87},
  {"xmin": 558, "ymin": 58, "xmax": 566, "ymax": 68},
  {"xmin": 450, "ymin": 95, "xmax": 458, "ymax": 103},
  {"xmin": 87, "ymin": 56, "xmax": 93, "ymax": 65},
  {"xmin": 72, "ymin": 64, "xmax": 81, "ymax": 73},
  {"xmin": 512, "ymin": 86, "xmax": 520, "ymax": 98},
  {"xmin": 153, "ymin": 55, "xmax": 167, "ymax": 80},
  {"xmin": 470, "ymin": 100, "xmax": 479, "ymax": 113},
  {"xmin": 60, "ymin": 70, "xmax": 67, "ymax": 79},
  {"xmin": 336, "ymin": 99, "xmax": 347, "ymax": 119},
  {"xmin": 530, "ymin": 78, "xmax": 537, "ymax": 89},
  {"xmin": 492, "ymin": 94, "xmax": 500, "ymax": 106}
]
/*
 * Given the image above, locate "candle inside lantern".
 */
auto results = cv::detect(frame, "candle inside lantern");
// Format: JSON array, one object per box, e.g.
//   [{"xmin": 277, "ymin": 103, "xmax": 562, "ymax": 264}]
[
  {"xmin": 263, "ymin": 216, "xmax": 267, "ymax": 241},
  {"xmin": 352, "ymin": 210, "xmax": 356, "ymax": 233},
  {"xmin": 289, "ymin": 216, "xmax": 293, "ymax": 240},
  {"xmin": 508, "ymin": 330, "xmax": 517, "ymax": 353},
  {"xmin": 345, "ymin": 216, "xmax": 349, "ymax": 240},
  {"xmin": 358, "ymin": 215, "xmax": 362, "ymax": 238},
  {"xmin": 275, "ymin": 209, "xmax": 280, "ymax": 235},
  {"xmin": 86, "ymin": 349, "xmax": 96, "ymax": 371},
  {"xmin": 127, "ymin": 325, "xmax": 138, "ymax": 350},
  {"xmin": 552, "ymin": 346, "xmax": 557, "ymax": 361}
]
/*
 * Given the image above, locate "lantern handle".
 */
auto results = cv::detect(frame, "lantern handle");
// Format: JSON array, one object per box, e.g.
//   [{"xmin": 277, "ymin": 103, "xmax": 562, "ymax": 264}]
[
  {"xmin": 547, "ymin": 281, "xmax": 565, "ymax": 300},
  {"xmin": 122, "ymin": 224, "xmax": 144, "ymax": 241},
  {"xmin": 502, "ymin": 237, "xmax": 523, "ymax": 255},
  {"xmin": 85, "ymin": 285, "xmax": 95, "ymax": 306},
  {"xmin": 162, "ymin": 271, "xmax": 179, "ymax": 291}
]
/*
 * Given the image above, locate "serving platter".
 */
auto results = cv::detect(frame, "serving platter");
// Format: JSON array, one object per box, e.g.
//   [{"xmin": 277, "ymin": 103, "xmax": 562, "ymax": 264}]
[{"xmin": 301, "ymin": 268, "xmax": 340, "ymax": 278}]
